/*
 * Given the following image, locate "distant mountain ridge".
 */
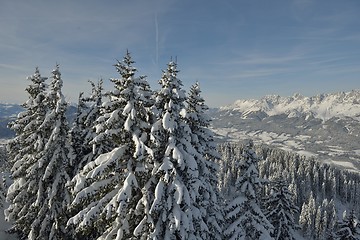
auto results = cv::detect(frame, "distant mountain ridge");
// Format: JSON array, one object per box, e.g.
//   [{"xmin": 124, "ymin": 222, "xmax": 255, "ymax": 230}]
[
  {"xmin": 0, "ymin": 103, "xmax": 23, "ymax": 138},
  {"xmin": 0, "ymin": 103, "xmax": 77, "ymax": 139},
  {"xmin": 209, "ymin": 90, "xmax": 360, "ymax": 172},
  {"xmin": 221, "ymin": 90, "xmax": 360, "ymax": 121},
  {"xmin": 0, "ymin": 103, "xmax": 24, "ymax": 119}
]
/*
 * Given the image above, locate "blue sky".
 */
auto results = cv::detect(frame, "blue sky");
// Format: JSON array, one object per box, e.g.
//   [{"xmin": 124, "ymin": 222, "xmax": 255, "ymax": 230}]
[{"xmin": 1, "ymin": 0, "xmax": 359, "ymax": 107}]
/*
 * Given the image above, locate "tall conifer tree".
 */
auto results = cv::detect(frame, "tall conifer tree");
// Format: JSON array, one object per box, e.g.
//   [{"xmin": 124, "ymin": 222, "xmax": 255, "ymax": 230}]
[
  {"xmin": 263, "ymin": 177, "xmax": 299, "ymax": 240},
  {"xmin": 299, "ymin": 192, "xmax": 316, "ymax": 239},
  {"xmin": 28, "ymin": 65, "xmax": 71, "ymax": 239},
  {"xmin": 224, "ymin": 140, "xmax": 273, "ymax": 239},
  {"xmin": 5, "ymin": 68, "xmax": 48, "ymax": 239},
  {"xmin": 335, "ymin": 210, "xmax": 360, "ymax": 240},
  {"xmin": 68, "ymin": 52, "xmax": 153, "ymax": 239},
  {"xmin": 147, "ymin": 61, "xmax": 210, "ymax": 239},
  {"xmin": 185, "ymin": 82, "xmax": 224, "ymax": 239},
  {"xmin": 68, "ymin": 80, "xmax": 103, "ymax": 177}
]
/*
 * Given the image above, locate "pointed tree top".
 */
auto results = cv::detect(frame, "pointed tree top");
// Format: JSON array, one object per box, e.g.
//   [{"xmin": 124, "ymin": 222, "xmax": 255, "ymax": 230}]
[
  {"xmin": 114, "ymin": 51, "xmax": 136, "ymax": 79},
  {"xmin": 245, "ymin": 139, "xmax": 254, "ymax": 148}
]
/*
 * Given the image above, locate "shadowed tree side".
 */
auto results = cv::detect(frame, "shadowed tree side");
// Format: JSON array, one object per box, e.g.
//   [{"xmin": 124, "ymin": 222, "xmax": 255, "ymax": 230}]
[{"xmin": 5, "ymin": 68, "xmax": 49, "ymax": 239}]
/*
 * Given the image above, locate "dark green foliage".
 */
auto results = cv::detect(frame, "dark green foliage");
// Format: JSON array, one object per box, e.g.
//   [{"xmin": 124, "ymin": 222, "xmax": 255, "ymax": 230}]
[
  {"xmin": 5, "ymin": 68, "xmax": 49, "ymax": 239},
  {"xmin": 263, "ymin": 177, "xmax": 299, "ymax": 240},
  {"xmin": 335, "ymin": 210, "xmax": 360, "ymax": 240}
]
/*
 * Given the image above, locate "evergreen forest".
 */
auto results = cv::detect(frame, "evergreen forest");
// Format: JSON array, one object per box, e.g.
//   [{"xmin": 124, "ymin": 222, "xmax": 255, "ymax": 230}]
[{"xmin": 1, "ymin": 51, "xmax": 359, "ymax": 239}]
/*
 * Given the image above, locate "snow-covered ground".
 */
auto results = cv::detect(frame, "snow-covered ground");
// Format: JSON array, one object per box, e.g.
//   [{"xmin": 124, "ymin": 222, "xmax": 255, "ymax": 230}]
[
  {"xmin": 0, "ymin": 203, "xmax": 17, "ymax": 240},
  {"xmin": 0, "ymin": 173, "xmax": 17, "ymax": 240}
]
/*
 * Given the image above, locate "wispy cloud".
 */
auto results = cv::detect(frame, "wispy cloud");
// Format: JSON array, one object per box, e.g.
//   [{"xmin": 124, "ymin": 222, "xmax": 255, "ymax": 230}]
[
  {"xmin": 0, "ymin": 63, "xmax": 30, "ymax": 72},
  {"xmin": 1, "ymin": 0, "xmax": 359, "ymax": 107},
  {"xmin": 226, "ymin": 53, "xmax": 306, "ymax": 66},
  {"xmin": 227, "ymin": 68, "xmax": 291, "ymax": 80},
  {"xmin": 0, "ymin": 0, "xmax": 175, "ymax": 102}
]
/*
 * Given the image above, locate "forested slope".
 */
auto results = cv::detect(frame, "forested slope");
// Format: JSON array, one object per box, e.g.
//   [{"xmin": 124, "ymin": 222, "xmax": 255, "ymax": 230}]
[{"xmin": 217, "ymin": 141, "xmax": 360, "ymax": 239}]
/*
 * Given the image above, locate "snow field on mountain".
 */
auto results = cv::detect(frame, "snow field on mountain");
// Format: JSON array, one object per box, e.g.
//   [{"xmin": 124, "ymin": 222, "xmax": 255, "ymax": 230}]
[{"xmin": 223, "ymin": 90, "xmax": 360, "ymax": 122}]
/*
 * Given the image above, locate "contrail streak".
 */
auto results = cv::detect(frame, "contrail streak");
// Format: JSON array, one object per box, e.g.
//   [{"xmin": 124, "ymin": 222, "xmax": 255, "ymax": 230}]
[{"xmin": 155, "ymin": 13, "xmax": 159, "ymax": 66}]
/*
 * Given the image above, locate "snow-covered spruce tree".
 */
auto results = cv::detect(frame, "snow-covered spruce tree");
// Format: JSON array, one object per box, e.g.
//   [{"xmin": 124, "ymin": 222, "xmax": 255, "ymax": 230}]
[
  {"xmin": 5, "ymin": 67, "xmax": 48, "ymax": 239},
  {"xmin": 67, "ymin": 51, "xmax": 154, "ymax": 240},
  {"xmin": 0, "ymin": 145, "xmax": 8, "ymax": 207},
  {"xmin": 68, "ymin": 92, "xmax": 88, "ymax": 176},
  {"xmin": 26, "ymin": 65, "xmax": 72, "ymax": 240},
  {"xmin": 326, "ymin": 199, "xmax": 338, "ymax": 238},
  {"xmin": 217, "ymin": 142, "xmax": 237, "ymax": 198},
  {"xmin": 314, "ymin": 199, "xmax": 338, "ymax": 240},
  {"xmin": 67, "ymin": 81, "xmax": 104, "ymax": 239},
  {"xmin": 224, "ymin": 140, "xmax": 273, "ymax": 240},
  {"xmin": 146, "ymin": 61, "xmax": 207, "ymax": 239},
  {"xmin": 299, "ymin": 192, "xmax": 316, "ymax": 239},
  {"xmin": 262, "ymin": 176, "xmax": 299, "ymax": 240},
  {"xmin": 68, "ymin": 80, "xmax": 104, "ymax": 177},
  {"xmin": 314, "ymin": 205, "xmax": 326, "ymax": 240},
  {"xmin": 185, "ymin": 81, "xmax": 224, "ymax": 239},
  {"xmin": 335, "ymin": 210, "xmax": 360, "ymax": 240}
]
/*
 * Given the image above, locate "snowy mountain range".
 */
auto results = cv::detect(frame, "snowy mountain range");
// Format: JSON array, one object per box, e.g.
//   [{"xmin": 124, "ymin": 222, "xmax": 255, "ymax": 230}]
[
  {"xmin": 209, "ymin": 90, "xmax": 360, "ymax": 172},
  {"xmin": 221, "ymin": 90, "xmax": 360, "ymax": 121}
]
